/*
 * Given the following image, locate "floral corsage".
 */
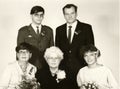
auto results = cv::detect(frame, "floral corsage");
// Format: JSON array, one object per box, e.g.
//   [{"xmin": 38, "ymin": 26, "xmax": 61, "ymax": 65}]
[
  {"xmin": 56, "ymin": 70, "xmax": 66, "ymax": 83},
  {"xmin": 80, "ymin": 82, "xmax": 98, "ymax": 89},
  {"xmin": 16, "ymin": 75, "xmax": 40, "ymax": 89}
]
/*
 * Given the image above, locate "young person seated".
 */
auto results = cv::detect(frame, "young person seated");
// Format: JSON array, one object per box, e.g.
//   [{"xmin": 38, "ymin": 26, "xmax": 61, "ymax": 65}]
[{"xmin": 77, "ymin": 44, "xmax": 118, "ymax": 89}]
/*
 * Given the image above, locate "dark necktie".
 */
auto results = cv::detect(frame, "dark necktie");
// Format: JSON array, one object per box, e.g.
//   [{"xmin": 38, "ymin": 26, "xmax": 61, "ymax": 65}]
[
  {"xmin": 36, "ymin": 26, "xmax": 39, "ymax": 36},
  {"xmin": 68, "ymin": 26, "xmax": 72, "ymax": 43}
]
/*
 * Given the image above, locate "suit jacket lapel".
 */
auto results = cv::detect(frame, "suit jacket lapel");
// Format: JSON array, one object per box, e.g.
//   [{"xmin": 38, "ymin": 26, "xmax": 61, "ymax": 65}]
[
  {"xmin": 71, "ymin": 21, "xmax": 82, "ymax": 45},
  {"xmin": 64, "ymin": 24, "xmax": 68, "ymax": 40},
  {"xmin": 38, "ymin": 25, "xmax": 46, "ymax": 42},
  {"xmin": 28, "ymin": 25, "xmax": 38, "ymax": 39},
  {"xmin": 64, "ymin": 24, "xmax": 70, "ymax": 45}
]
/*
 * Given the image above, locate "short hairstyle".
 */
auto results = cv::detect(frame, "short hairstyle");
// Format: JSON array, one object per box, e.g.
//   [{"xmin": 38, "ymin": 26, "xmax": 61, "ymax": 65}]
[
  {"xmin": 44, "ymin": 46, "xmax": 63, "ymax": 61},
  {"xmin": 30, "ymin": 6, "xmax": 45, "ymax": 14},
  {"xmin": 80, "ymin": 44, "xmax": 101, "ymax": 58},
  {"xmin": 16, "ymin": 42, "xmax": 32, "ymax": 53},
  {"xmin": 62, "ymin": 4, "xmax": 77, "ymax": 14}
]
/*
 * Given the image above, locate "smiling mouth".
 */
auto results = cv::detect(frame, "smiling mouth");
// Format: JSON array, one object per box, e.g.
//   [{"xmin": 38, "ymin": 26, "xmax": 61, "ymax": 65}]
[
  {"xmin": 87, "ymin": 60, "xmax": 93, "ymax": 63},
  {"xmin": 22, "ymin": 57, "xmax": 26, "ymax": 59},
  {"xmin": 51, "ymin": 63, "xmax": 57, "ymax": 65}
]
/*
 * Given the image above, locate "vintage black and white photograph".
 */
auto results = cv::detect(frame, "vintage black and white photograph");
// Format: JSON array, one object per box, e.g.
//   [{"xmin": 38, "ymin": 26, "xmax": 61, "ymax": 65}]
[{"xmin": 0, "ymin": 0, "xmax": 119, "ymax": 89}]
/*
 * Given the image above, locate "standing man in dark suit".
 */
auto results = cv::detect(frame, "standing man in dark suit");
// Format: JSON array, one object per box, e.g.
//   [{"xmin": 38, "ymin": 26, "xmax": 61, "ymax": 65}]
[
  {"xmin": 17, "ymin": 6, "xmax": 54, "ymax": 69},
  {"xmin": 55, "ymin": 4, "xmax": 94, "ymax": 89}
]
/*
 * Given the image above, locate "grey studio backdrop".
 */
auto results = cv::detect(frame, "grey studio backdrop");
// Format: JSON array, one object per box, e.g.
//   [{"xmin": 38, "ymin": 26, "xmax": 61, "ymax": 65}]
[{"xmin": 0, "ymin": 0, "xmax": 119, "ymax": 84}]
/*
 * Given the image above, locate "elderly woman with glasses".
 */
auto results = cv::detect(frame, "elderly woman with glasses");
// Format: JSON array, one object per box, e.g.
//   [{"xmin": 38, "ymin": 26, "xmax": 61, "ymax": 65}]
[{"xmin": 35, "ymin": 46, "xmax": 74, "ymax": 89}]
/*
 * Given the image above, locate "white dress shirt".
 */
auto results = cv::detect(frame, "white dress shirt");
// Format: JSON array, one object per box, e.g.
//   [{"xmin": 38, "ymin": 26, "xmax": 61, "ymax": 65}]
[
  {"xmin": 31, "ymin": 23, "xmax": 42, "ymax": 34},
  {"xmin": 67, "ymin": 21, "xmax": 77, "ymax": 43}
]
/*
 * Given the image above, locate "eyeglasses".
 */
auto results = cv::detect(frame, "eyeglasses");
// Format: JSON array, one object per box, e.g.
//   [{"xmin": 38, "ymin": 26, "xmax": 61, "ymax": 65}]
[
  {"xmin": 33, "ymin": 13, "xmax": 44, "ymax": 17},
  {"xmin": 18, "ymin": 50, "xmax": 29, "ymax": 54}
]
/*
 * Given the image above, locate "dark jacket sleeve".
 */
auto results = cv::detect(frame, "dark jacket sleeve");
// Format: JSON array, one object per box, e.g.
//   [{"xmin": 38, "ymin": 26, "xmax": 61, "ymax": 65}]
[
  {"xmin": 17, "ymin": 26, "xmax": 28, "ymax": 45},
  {"xmin": 85, "ymin": 24, "xmax": 95, "ymax": 45},
  {"xmin": 49, "ymin": 27, "xmax": 54, "ymax": 46},
  {"xmin": 55, "ymin": 27, "xmax": 60, "ymax": 47}
]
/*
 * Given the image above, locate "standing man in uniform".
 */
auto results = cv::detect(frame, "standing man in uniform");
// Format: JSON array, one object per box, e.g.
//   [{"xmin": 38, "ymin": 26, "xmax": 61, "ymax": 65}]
[
  {"xmin": 17, "ymin": 6, "xmax": 54, "ymax": 69},
  {"xmin": 55, "ymin": 4, "xmax": 94, "ymax": 89}
]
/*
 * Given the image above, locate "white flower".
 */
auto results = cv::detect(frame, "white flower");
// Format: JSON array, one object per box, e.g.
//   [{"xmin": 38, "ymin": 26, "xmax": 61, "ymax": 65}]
[
  {"xmin": 16, "ymin": 75, "xmax": 39, "ymax": 89},
  {"xmin": 28, "ymin": 35, "xmax": 32, "ymax": 37},
  {"xmin": 81, "ymin": 81, "xmax": 99, "ymax": 89},
  {"xmin": 56, "ymin": 70, "xmax": 66, "ymax": 83}
]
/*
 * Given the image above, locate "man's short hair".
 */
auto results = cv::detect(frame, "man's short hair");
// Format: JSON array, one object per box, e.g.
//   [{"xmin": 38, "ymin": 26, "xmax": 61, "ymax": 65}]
[
  {"xmin": 30, "ymin": 6, "xmax": 45, "ymax": 14},
  {"xmin": 62, "ymin": 4, "xmax": 77, "ymax": 14}
]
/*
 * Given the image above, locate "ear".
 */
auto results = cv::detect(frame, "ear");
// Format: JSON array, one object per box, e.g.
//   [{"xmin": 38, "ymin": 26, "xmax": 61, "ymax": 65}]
[
  {"xmin": 42, "ymin": 14, "xmax": 44, "ymax": 19},
  {"xmin": 29, "ymin": 53, "xmax": 32, "ymax": 58},
  {"xmin": 46, "ymin": 58, "xmax": 49, "ymax": 64},
  {"xmin": 16, "ymin": 52, "xmax": 20, "ymax": 60},
  {"xmin": 16, "ymin": 52, "xmax": 19, "ymax": 58},
  {"xmin": 76, "ymin": 12, "xmax": 78, "ymax": 17},
  {"xmin": 30, "ymin": 15, "xmax": 32, "ymax": 18},
  {"xmin": 95, "ymin": 50, "xmax": 99, "ymax": 57}
]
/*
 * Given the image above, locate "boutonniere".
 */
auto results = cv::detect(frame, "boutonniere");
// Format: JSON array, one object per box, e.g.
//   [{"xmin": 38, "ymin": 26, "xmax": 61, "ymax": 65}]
[
  {"xmin": 28, "ymin": 35, "xmax": 32, "ymax": 38},
  {"xmin": 41, "ymin": 30, "xmax": 45, "ymax": 36},
  {"xmin": 74, "ymin": 30, "xmax": 81, "ymax": 35},
  {"xmin": 56, "ymin": 70, "xmax": 66, "ymax": 83}
]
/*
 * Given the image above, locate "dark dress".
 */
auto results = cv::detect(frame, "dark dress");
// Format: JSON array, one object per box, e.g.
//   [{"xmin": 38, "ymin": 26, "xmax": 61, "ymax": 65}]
[{"xmin": 35, "ymin": 67, "xmax": 75, "ymax": 89}]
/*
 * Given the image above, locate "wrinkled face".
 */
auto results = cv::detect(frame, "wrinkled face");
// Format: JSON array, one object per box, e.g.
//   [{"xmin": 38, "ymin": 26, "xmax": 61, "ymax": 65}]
[
  {"xmin": 84, "ymin": 51, "xmax": 97, "ymax": 65},
  {"xmin": 64, "ymin": 6, "xmax": 77, "ymax": 24},
  {"xmin": 31, "ymin": 12, "xmax": 44, "ymax": 25},
  {"xmin": 17, "ymin": 49, "xmax": 32, "ymax": 62},
  {"xmin": 46, "ymin": 53, "xmax": 61, "ymax": 68}
]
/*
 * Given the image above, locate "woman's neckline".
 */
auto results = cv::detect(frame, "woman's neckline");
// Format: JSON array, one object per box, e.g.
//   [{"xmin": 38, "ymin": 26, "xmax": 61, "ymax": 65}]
[{"xmin": 87, "ymin": 63, "xmax": 103, "ymax": 69}]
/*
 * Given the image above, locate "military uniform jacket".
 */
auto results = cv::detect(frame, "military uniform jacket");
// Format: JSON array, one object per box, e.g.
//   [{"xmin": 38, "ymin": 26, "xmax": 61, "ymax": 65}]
[
  {"xmin": 17, "ymin": 24, "xmax": 54, "ymax": 69},
  {"xmin": 17, "ymin": 24, "xmax": 54, "ymax": 52}
]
